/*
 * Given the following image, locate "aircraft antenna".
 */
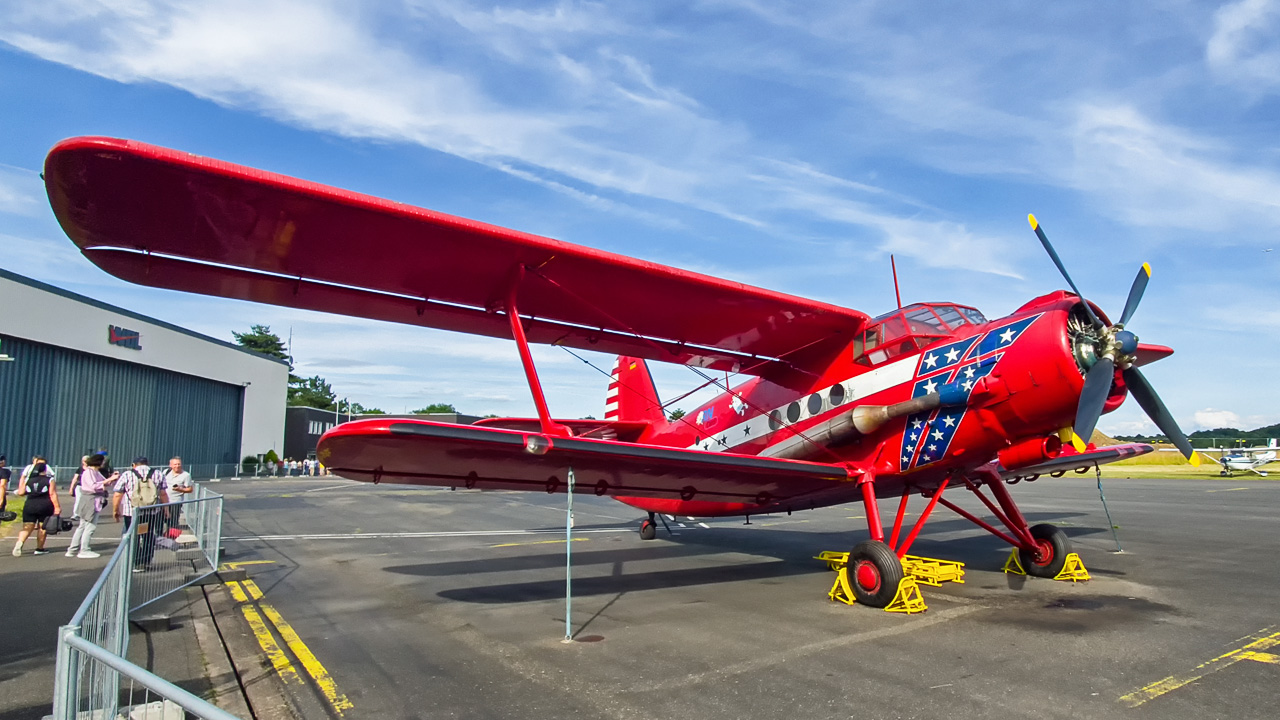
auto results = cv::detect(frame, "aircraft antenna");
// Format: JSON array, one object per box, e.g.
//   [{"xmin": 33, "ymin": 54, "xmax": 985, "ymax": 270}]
[{"xmin": 891, "ymin": 255, "xmax": 903, "ymax": 309}]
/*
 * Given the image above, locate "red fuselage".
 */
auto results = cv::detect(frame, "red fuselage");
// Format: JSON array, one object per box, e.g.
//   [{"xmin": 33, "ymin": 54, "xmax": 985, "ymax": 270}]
[{"xmin": 618, "ymin": 291, "xmax": 1119, "ymax": 516}]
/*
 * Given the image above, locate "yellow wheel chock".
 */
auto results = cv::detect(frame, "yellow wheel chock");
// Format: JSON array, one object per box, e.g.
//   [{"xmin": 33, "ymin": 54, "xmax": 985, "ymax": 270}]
[
  {"xmin": 1053, "ymin": 553, "xmax": 1091, "ymax": 582},
  {"xmin": 884, "ymin": 577, "xmax": 928, "ymax": 614},
  {"xmin": 1003, "ymin": 548, "xmax": 1091, "ymax": 581},
  {"xmin": 827, "ymin": 568, "xmax": 928, "ymax": 613},
  {"xmin": 828, "ymin": 566, "xmax": 857, "ymax": 606},
  {"xmin": 1002, "ymin": 548, "xmax": 1027, "ymax": 575}
]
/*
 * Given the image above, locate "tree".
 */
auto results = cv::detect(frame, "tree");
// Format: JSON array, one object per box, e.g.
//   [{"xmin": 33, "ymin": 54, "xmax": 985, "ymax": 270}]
[
  {"xmin": 668, "ymin": 408, "xmax": 685, "ymax": 421},
  {"xmin": 233, "ymin": 325, "xmax": 290, "ymax": 364},
  {"xmin": 412, "ymin": 403, "xmax": 458, "ymax": 414},
  {"xmin": 234, "ymin": 325, "xmax": 302, "ymax": 385},
  {"xmin": 289, "ymin": 375, "xmax": 337, "ymax": 410},
  {"xmin": 348, "ymin": 402, "xmax": 385, "ymax": 415}
]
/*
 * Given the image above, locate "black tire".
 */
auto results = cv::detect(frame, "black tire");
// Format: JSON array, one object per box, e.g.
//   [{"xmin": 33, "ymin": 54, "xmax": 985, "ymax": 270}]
[
  {"xmin": 847, "ymin": 540, "xmax": 904, "ymax": 608},
  {"xmin": 1018, "ymin": 523, "xmax": 1070, "ymax": 578},
  {"xmin": 639, "ymin": 519, "xmax": 657, "ymax": 540}
]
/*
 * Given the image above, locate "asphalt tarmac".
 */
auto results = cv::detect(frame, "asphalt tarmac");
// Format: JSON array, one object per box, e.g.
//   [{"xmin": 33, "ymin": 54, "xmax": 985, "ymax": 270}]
[{"xmin": 216, "ymin": 475, "xmax": 1280, "ymax": 720}]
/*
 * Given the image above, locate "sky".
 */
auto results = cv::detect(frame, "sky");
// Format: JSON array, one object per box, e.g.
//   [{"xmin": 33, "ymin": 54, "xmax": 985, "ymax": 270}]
[{"xmin": 1, "ymin": 0, "xmax": 1278, "ymax": 435}]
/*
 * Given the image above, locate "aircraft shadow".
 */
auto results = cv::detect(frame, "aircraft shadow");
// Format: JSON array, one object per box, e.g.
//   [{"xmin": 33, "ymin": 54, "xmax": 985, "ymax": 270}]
[
  {"xmin": 398, "ymin": 510, "xmax": 1109, "ymax": 603},
  {"xmin": 435, "ymin": 559, "xmax": 819, "ymax": 604}
]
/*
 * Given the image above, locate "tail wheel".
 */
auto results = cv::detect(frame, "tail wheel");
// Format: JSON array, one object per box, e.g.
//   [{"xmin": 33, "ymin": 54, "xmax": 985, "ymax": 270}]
[
  {"xmin": 847, "ymin": 540, "xmax": 904, "ymax": 608},
  {"xmin": 639, "ymin": 519, "xmax": 657, "ymax": 541},
  {"xmin": 1018, "ymin": 523, "xmax": 1070, "ymax": 578}
]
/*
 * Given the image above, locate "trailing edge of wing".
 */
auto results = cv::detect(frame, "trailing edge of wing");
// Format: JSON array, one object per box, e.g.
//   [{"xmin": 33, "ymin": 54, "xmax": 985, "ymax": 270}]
[
  {"xmin": 317, "ymin": 418, "xmax": 852, "ymax": 505},
  {"xmin": 44, "ymin": 137, "xmax": 869, "ymax": 380}
]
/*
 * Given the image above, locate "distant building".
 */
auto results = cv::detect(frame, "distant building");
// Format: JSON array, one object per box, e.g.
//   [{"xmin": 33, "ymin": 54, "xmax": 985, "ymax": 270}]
[
  {"xmin": 0, "ymin": 267, "xmax": 288, "ymax": 468},
  {"xmin": 283, "ymin": 408, "xmax": 482, "ymax": 461}
]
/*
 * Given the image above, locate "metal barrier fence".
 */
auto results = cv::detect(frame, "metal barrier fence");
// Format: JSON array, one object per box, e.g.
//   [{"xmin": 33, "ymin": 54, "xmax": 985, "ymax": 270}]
[
  {"xmin": 52, "ymin": 485, "xmax": 240, "ymax": 720},
  {"xmin": 3, "ymin": 463, "xmax": 332, "ymax": 488}
]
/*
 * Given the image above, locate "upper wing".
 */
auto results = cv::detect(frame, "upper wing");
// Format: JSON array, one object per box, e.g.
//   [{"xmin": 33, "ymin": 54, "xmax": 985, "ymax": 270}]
[
  {"xmin": 999, "ymin": 443, "xmax": 1154, "ymax": 479},
  {"xmin": 317, "ymin": 418, "xmax": 852, "ymax": 506},
  {"xmin": 45, "ymin": 137, "xmax": 868, "ymax": 380}
]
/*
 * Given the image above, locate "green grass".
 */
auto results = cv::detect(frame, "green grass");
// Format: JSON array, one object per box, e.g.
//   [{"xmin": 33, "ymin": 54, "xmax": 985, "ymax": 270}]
[
  {"xmin": 1099, "ymin": 461, "xmax": 1279, "ymax": 481},
  {"xmin": 0, "ymin": 495, "xmax": 26, "ymax": 539}
]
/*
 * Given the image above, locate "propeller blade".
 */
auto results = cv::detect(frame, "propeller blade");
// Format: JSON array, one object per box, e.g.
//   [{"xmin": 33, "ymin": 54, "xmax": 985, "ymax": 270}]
[
  {"xmin": 1122, "ymin": 366, "xmax": 1200, "ymax": 466},
  {"xmin": 1028, "ymin": 214, "xmax": 1103, "ymax": 328},
  {"xmin": 1074, "ymin": 357, "xmax": 1114, "ymax": 442},
  {"xmin": 1118, "ymin": 263, "xmax": 1151, "ymax": 326}
]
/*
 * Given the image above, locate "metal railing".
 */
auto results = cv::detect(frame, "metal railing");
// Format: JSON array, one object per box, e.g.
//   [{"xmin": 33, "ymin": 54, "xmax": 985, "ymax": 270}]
[{"xmin": 52, "ymin": 484, "xmax": 240, "ymax": 720}]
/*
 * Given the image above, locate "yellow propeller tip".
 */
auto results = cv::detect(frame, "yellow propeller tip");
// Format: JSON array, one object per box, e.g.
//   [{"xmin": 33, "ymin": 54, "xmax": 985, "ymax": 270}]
[
  {"xmin": 1141, "ymin": 262, "xmax": 1151, "ymax": 277},
  {"xmin": 1028, "ymin": 213, "xmax": 1039, "ymax": 229},
  {"xmin": 1071, "ymin": 433, "xmax": 1087, "ymax": 452},
  {"xmin": 1189, "ymin": 452, "xmax": 1201, "ymax": 467}
]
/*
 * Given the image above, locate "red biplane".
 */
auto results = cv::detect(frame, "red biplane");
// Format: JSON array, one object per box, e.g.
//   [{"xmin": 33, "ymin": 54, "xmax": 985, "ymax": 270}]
[{"xmin": 43, "ymin": 137, "xmax": 1200, "ymax": 607}]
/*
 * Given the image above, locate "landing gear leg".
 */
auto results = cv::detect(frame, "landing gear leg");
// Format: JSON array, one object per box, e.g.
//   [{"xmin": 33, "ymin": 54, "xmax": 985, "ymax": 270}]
[
  {"xmin": 938, "ymin": 466, "xmax": 1074, "ymax": 577},
  {"xmin": 639, "ymin": 512, "xmax": 657, "ymax": 541}
]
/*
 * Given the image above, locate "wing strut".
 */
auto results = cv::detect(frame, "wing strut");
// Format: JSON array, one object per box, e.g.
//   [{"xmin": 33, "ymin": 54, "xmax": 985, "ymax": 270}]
[{"xmin": 507, "ymin": 266, "xmax": 570, "ymax": 438}]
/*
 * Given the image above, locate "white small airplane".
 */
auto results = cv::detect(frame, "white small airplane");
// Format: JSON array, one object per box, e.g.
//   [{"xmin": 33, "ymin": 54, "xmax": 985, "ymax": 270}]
[{"xmin": 1199, "ymin": 440, "xmax": 1278, "ymax": 476}]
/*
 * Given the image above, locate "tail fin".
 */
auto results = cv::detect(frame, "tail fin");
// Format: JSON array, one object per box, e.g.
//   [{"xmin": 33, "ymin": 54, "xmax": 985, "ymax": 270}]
[{"xmin": 605, "ymin": 356, "xmax": 665, "ymax": 424}]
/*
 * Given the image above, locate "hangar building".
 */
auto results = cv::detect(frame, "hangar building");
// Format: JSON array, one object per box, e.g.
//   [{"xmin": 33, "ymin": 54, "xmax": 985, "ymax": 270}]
[{"xmin": 0, "ymin": 267, "xmax": 288, "ymax": 470}]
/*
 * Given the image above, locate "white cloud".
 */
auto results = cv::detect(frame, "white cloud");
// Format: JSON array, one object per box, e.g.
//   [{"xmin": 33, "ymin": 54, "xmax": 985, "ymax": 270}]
[
  {"xmin": 1207, "ymin": 0, "xmax": 1280, "ymax": 92},
  {"xmin": 0, "ymin": 0, "xmax": 1019, "ymax": 279},
  {"xmin": 1194, "ymin": 408, "xmax": 1243, "ymax": 429},
  {"xmin": 1068, "ymin": 104, "xmax": 1280, "ymax": 233},
  {"xmin": 0, "ymin": 166, "xmax": 43, "ymax": 217}
]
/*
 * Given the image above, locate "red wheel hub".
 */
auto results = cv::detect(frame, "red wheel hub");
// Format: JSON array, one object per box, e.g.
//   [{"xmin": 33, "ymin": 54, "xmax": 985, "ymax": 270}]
[
  {"xmin": 1032, "ymin": 539, "xmax": 1055, "ymax": 566},
  {"xmin": 854, "ymin": 561, "xmax": 881, "ymax": 591}
]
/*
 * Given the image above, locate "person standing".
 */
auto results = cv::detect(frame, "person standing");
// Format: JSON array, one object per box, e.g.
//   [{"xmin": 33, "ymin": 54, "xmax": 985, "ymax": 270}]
[
  {"xmin": 11, "ymin": 462, "xmax": 60, "ymax": 556},
  {"xmin": 163, "ymin": 456, "xmax": 193, "ymax": 530},
  {"xmin": 66, "ymin": 454, "xmax": 115, "ymax": 558},
  {"xmin": 112, "ymin": 457, "xmax": 169, "ymax": 572},
  {"xmin": 0, "ymin": 455, "xmax": 10, "ymax": 514}
]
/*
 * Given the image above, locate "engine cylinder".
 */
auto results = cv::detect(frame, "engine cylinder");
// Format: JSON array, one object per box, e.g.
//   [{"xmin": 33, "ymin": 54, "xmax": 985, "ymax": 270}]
[{"xmin": 998, "ymin": 435, "xmax": 1062, "ymax": 471}]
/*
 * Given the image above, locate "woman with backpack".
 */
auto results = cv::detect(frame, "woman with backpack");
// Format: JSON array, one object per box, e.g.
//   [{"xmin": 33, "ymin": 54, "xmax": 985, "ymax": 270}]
[
  {"xmin": 11, "ymin": 462, "xmax": 61, "ymax": 557},
  {"xmin": 65, "ymin": 454, "xmax": 115, "ymax": 559}
]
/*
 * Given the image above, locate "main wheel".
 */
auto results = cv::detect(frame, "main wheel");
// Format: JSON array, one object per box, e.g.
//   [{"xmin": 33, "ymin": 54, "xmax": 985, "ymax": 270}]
[
  {"xmin": 1018, "ymin": 523, "xmax": 1070, "ymax": 578},
  {"xmin": 847, "ymin": 540, "xmax": 904, "ymax": 608},
  {"xmin": 639, "ymin": 519, "xmax": 657, "ymax": 540}
]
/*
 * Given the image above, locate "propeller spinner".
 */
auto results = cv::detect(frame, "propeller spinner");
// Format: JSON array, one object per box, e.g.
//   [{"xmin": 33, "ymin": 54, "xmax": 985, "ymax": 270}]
[{"xmin": 1028, "ymin": 215, "xmax": 1199, "ymax": 465}]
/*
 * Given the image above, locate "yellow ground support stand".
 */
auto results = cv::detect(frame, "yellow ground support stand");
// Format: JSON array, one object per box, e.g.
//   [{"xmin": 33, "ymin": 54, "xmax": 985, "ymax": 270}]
[
  {"xmin": 816, "ymin": 551, "xmax": 965, "ymax": 587},
  {"xmin": 901, "ymin": 555, "xmax": 965, "ymax": 586},
  {"xmin": 884, "ymin": 577, "xmax": 928, "ymax": 614},
  {"xmin": 815, "ymin": 550, "xmax": 848, "ymax": 571},
  {"xmin": 1053, "ymin": 553, "xmax": 1091, "ymax": 582},
  {"xmin": 827, "ymin": 568, "xmax": 928, "ymax": 613},
  {"xmin": 1002, "ymin": 548, "xmax": 1027, "ymax": 575}
]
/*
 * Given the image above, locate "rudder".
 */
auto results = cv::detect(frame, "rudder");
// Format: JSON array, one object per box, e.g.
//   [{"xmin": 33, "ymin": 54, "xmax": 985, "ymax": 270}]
[{"xmin": 605, "ymin": 356, "xmax": 665, "ymax": 423}]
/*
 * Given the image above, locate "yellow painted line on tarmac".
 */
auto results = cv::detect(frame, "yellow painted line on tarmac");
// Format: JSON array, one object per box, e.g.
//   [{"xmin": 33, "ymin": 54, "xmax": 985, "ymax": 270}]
[
  {"xmin": 259, "ymin": 603, "xmax": 354, "ymax": 714},
  {"xmin": 240, "ymin": 605, "xmax": 302, "ymax": 685},
  {"xmin": 241, "ymin": 578, "xmax": 266, "ymax": 601},
  {"xmin": 1119, "ymin": 627, "xmax": 1280, "ymax": 707},
  {"xmin": 223, "ymin": 560, "xmax": 277, "ymax": 569},
  {"xmin": 226, "ymin": 576, "xmax": 248, "ymax": 599}
]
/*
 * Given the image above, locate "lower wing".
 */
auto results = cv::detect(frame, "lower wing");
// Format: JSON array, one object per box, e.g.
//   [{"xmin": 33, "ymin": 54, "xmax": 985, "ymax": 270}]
[
  {"xmin": 317, "ymin": 418, "xmax": 852, "ymax": 507},
  {"xmin": 999, "ymin": 443, "xmax": 1153, "ymax": 479}
]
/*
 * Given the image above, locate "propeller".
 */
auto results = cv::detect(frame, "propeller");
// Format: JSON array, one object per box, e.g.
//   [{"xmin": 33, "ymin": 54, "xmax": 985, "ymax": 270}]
[{"xmin": 1027, "ymin": 215, "xmax": 1198, "ymax": 466}]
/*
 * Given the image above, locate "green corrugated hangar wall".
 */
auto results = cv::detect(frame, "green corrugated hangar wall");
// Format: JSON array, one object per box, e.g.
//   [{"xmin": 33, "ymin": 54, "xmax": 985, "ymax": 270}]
[{"xmin": 0, "ymin": 334, "xmax": 243, "ymax": 467}]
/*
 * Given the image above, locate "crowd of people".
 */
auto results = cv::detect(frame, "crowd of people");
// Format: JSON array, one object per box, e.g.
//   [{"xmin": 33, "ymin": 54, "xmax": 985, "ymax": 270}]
[{"xmin": 2, "ymin": 452, "xmax": 193, "ymax": 570}]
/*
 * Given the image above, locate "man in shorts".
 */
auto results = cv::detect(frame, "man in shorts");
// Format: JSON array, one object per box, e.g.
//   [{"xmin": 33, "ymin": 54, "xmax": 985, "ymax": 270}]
[
  {"xmin": 164, "ymin": 456, "xmax": 193, "ymax": 530},
  {"xmin": 113, "ymin": 457, "xmax": 169, "ymax": 571}
]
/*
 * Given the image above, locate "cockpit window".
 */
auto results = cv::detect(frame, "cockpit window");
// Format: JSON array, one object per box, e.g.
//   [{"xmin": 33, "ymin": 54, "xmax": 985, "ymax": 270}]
[{"xmin": 855, "ymin": 303, "xmax": 987, "ymax": 366}]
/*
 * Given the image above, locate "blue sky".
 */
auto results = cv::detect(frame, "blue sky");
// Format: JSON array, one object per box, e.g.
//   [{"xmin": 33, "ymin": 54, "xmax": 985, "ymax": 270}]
[{"xmin": 2, "ymin": 1, "xmax": 1277, "ymax": 434}]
